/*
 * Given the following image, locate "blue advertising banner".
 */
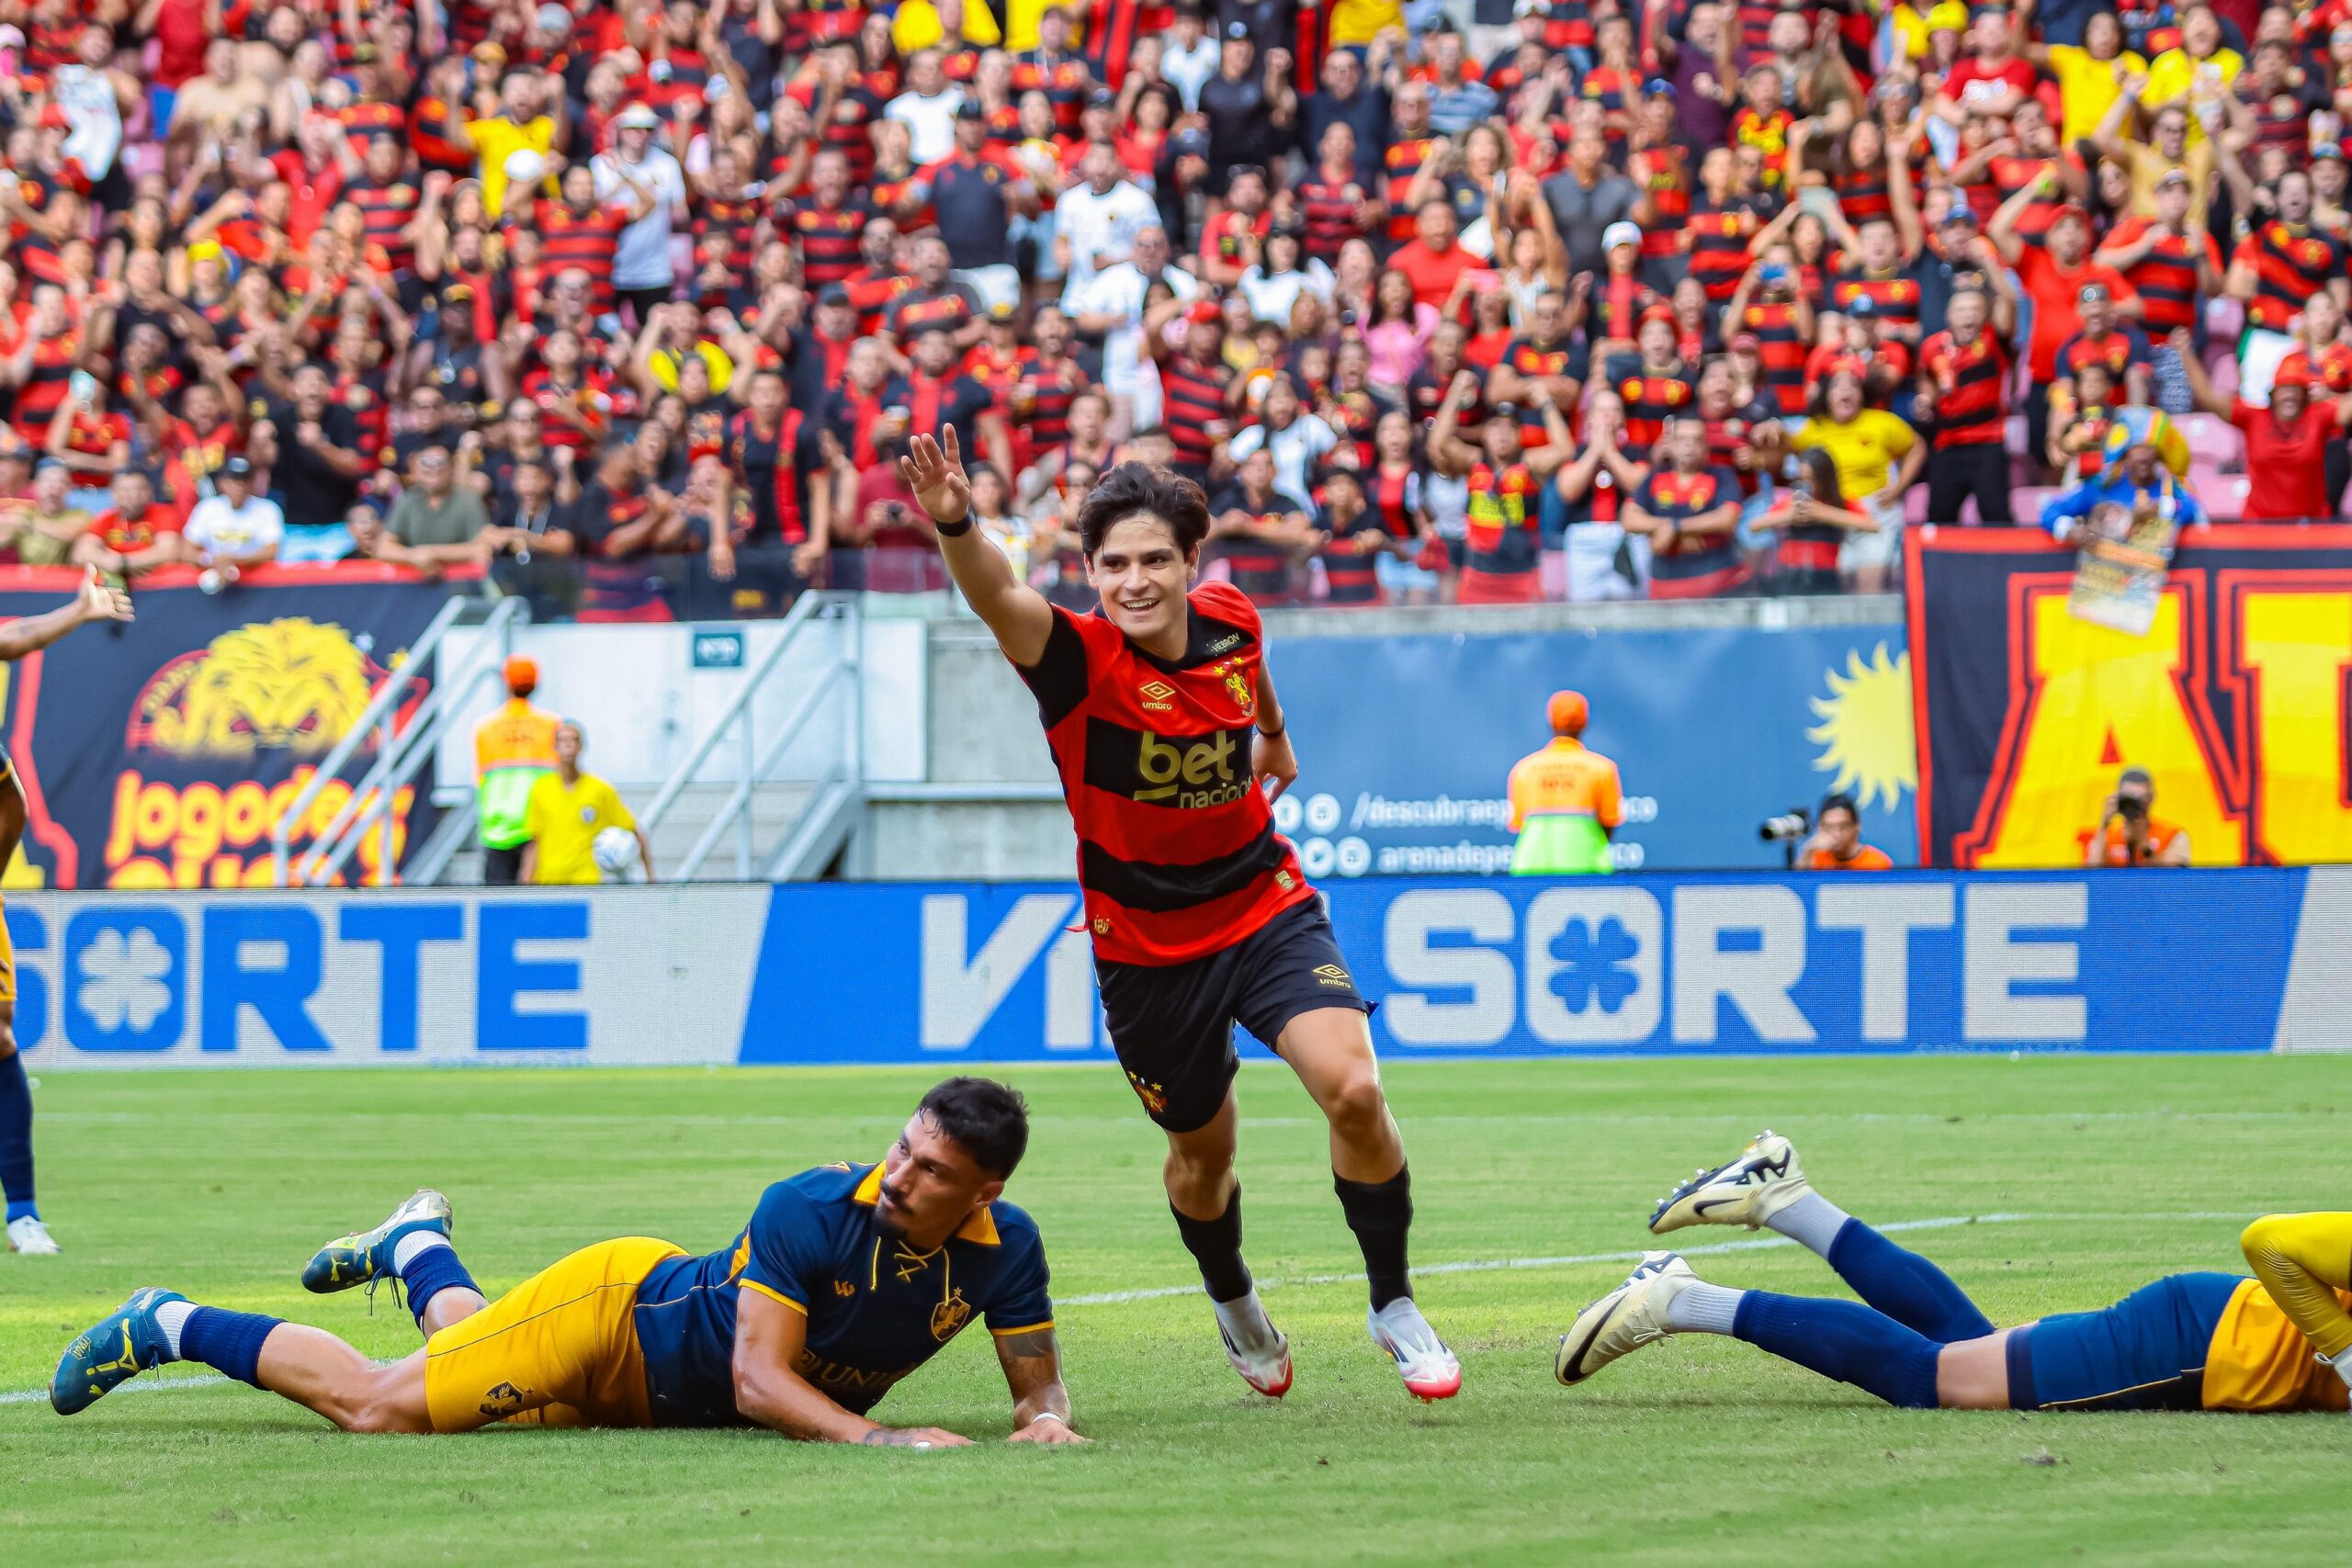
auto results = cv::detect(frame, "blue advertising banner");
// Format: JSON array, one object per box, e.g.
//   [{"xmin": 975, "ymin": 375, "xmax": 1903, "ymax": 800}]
[
  {"xmin": 1267, "ymin": 622, "xmax": 1919, "ymax": 876},
  {"xmin": 17, "ymin": 871, "xmax": 2346, "ymax": 1067}
]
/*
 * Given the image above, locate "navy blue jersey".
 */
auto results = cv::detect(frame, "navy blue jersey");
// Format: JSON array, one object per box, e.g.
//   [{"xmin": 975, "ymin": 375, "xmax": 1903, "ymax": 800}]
[{"xmin": 630, "ymin": 1163, "xmax": 1053, "ymax": 1427}]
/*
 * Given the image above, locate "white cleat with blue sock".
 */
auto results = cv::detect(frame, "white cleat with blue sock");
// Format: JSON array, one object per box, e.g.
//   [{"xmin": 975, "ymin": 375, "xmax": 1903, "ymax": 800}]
[
  {"xmin": 1649, "ymin": 1131, "xmax": 1810, "ymax": 1235},
  {"xmin": 7, "ymin": 1214, "xmax": 60, "ymax": 1255},
  {"xmin": 1556, "ymin": 1251, "xmax": 1697, "ymax": 1386}
]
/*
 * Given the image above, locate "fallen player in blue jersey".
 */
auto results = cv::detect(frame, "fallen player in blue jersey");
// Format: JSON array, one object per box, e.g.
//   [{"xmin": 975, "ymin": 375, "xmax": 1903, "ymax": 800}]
[{"xmin": 52, "ymin": 1077, "xmax": 1082, "ymax": 1448}]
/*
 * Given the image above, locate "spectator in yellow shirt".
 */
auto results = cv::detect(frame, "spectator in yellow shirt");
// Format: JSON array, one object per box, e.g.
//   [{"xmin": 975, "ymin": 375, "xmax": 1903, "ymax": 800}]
[{"xmin": 519, "ymin": 722, "xmax": 654, "ymax": 886}]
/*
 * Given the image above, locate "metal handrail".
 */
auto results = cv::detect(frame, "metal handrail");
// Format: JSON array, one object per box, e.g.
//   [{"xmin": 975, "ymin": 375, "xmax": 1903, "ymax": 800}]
[
  {"xmin": 638, "ymin": 590, "xmax": 827, "ymax": 835},
  {"xmin": 269, "ymin": 594, "xmax": 468, "ymax": 886},
  {"xmin": 673, "ymin": 656, "xmax": 854, "ymax": 879},
  {"xmin": 287, "ymin": 595, "xmax": 527, "ymax": 886}
]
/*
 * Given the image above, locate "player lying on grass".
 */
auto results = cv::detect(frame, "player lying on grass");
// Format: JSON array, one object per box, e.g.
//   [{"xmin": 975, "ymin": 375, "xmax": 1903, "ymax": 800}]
[
  {"xmin": 53, "ymin": 1077, "xmax": 1083, "ymax": 1446},
  {"xmin": 1557, "ymin": 1133, "xmax": 2352, "ymax": 1413}
]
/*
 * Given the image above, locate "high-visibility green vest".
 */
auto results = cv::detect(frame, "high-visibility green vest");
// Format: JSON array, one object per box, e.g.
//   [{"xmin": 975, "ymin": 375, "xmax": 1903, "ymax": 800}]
[{"xmin": 475, "ymin": 699, "xmax": 560, "ymax": 850}]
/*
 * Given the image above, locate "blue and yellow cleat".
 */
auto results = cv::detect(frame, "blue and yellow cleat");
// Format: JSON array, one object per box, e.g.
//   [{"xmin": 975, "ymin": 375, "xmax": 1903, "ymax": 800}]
[
  {"xmin": 300, "ymin": 1189, "xmax": 453, "ymax": 1295},
  {"xmin": 52, "ymin": 1287, "xmax": 185, "ymax": 1415}
]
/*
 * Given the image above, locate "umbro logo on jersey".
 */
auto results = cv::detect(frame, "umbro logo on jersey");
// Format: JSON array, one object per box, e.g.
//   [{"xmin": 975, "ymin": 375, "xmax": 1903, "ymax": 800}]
[{"xmin": 1139, "ymin": 680, "xmax": 1175, "ymax": 711}]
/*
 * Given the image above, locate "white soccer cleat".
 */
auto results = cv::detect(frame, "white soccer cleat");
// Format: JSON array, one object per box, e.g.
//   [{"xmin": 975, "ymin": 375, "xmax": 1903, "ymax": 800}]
[
  {"xmin": 1214, "ymin": 1291, "xmax": 1293, "ymax": 1398},
  {"xmin": 1648, "ymin": 1130, "xmax": 1809, "ymax": 1235},
  {"xmin": 7, "ymin": 1214, "xmax": 61, "ymax": 1255},
  {"xmin": 1368, "ymin": 1297, "xmax": 1462, "ymax": 1402},
  {"xmin": 1555, "ymin": 1250, "xmax": 1695, "ymax": 1387}
]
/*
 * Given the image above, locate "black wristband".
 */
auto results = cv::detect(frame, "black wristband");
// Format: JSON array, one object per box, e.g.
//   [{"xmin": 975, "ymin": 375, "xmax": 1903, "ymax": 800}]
[
  {"xmin": 1257, "ymin": 721, "xmax": 1284, "ymax": 739},
  {"xmin": 935, "ymin": 515, "xmax": 974, "ymax": 537}
]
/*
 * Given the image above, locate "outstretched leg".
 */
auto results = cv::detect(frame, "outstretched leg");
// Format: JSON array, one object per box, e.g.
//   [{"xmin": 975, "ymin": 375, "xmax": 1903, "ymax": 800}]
[
  {"xmin": 52, "ymin": 1287, "xmax": 433, "ymax": 1430},
  {"xmin": 1652, "ymin": 1133, "xmax": 1995, "ymax": 1344},
  {"xmin": 1556, "ymin": 1252, "xmax": 2017, "ymax": 1410}
]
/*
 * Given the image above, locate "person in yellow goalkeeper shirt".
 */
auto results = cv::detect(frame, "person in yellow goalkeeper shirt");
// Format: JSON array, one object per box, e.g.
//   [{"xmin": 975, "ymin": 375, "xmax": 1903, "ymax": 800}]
[
  {"xmin": 519, "ymin": 721, "xmax": 653, "ymax": 886},
  {"xmin": 1505, "ymin": 691, "xmax": 1623, "ymax": 876},
  {"xmin": 1554, "ymin": 1132, "xmax": 2351, "ymax": 1414}
]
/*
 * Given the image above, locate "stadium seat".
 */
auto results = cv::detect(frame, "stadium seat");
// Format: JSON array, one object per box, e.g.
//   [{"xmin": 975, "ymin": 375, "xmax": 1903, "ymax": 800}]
[
  {"xmin": 2011, "ymin": 487, "xmax": 2061, "ymax": 527},
  {"xmin": 2188, "ymin": 468, "xmax": 2247, "ymax": 522},
  {"xmin": 2178, "ymin": 413, "xmax": 2243, "ymax": 473},
  {"xmin": 2204, "ymin": 297, "xmax": 2244, "ymax": 342},
  {"xmin": 1905, "ymin": 485, "xmax": 1930, "ymax": 525},
  {"xmin": 2003, "ymin": 414, "xmax": 2029, "ymax": 457},
  {"xmin": 2206, "ymin": 352, "xmax": 2240, "ymax": 402}
]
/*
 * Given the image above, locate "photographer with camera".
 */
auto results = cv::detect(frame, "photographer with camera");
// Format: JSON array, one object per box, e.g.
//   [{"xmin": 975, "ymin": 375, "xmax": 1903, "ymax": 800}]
[
  {"xmin": 2086, "ymin": 766, "xmax": 2189, "ymax": 867},
  {"xmin": 1762, "ymin": 793, "xmax": 1893, "ymax": 870}
]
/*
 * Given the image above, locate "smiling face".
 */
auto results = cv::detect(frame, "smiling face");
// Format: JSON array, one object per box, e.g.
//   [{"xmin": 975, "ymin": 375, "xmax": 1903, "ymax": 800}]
[{"xmin": 1087, "ymin": 513, "xmax": 1194, "ymax": 646}]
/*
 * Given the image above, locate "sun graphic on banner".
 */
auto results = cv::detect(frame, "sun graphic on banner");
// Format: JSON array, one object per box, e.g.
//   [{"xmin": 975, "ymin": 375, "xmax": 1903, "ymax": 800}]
[{"xmin": 1806, "ymin": 643, "xmax": 1916, "ymax": 811}]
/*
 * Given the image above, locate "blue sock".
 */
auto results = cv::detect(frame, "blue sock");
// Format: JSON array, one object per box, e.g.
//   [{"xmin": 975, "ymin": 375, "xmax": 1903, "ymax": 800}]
[
  {"xmin": 1733, "ymin": 1292, "xmax": 1944, "ymax": 1409},
  {"xmin": 397, "ymin": 1245, "xmax": 481, "ymax": 1330},
  {"xmin": 177, "ymin": 1307, "xmax": 285, "ymax": 1388},
  {"xmin": 1826, "ymin": 1219, "xmax": 1997, "ymax": 1344},
  {"xmin": 0, "ymin": 1051, "xmax": 33, "ymax": 1221}
]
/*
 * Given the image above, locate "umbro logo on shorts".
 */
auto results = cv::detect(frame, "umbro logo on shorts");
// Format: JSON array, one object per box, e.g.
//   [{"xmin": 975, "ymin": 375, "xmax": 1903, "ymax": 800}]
[{"xmin": 1314, "ymin": 964, "xmax": 1351, "ymax": 987}]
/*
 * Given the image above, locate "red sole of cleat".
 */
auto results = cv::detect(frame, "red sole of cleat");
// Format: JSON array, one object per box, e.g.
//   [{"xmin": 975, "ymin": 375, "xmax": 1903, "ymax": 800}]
[{"xmin": 1404, "ymin": 1377, "xmax": 1462, "ymax": 1402}]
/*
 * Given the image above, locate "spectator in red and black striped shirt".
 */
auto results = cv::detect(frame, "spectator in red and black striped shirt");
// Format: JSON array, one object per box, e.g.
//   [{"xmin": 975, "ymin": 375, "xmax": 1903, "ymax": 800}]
[{"xmin": 1917, "ymin": 279, "xmax": 2020, "ymax": 523}]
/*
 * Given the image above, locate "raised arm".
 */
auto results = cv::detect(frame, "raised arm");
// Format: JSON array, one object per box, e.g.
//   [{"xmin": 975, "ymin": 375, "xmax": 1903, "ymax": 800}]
[
  {"xmin": 906, "ymin": 426, "xmax": 1056, "ymax": 665},
  {"xmin": 0, "ymin": 569, "xmax": 133, "ymax": 660},
  {"xmin": 993, "ymin": 1328, "xmax": 1084, "ymax": 1443},
  {"xmin": 731, "ymin": 1285, "xmax": 972, "ymax": 1447},
  {"xmin": 2165, "ymin": 328, "xmax": 2232, "ymax": 417}
]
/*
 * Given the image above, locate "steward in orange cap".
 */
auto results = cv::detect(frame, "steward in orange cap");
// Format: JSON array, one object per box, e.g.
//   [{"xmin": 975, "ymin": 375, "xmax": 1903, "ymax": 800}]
[
  {"xmin": 1505, "ymin": 691, "xmax": 1624, "ymax": 875},
  {"xmin": 474, "ymin": 654, "xmax": 561, "ymax": 884}
]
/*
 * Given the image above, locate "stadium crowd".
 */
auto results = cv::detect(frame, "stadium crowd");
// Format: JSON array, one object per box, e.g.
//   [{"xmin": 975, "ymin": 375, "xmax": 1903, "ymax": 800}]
[{"xmin": 0, "ymin": 0, "xmax": 2349, "ymax": 615}]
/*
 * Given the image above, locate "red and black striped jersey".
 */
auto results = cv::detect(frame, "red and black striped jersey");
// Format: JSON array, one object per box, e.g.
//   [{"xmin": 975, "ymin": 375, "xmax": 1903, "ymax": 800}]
[
  {"xmin": 1159, "ymin": 353, "xmax": 1232, "ymax": 469},
  {"xmin": 1830, "ymin": 163, "xmax": 1892, "ymax": 229},
  {"xmin": 2103, "ymin": 217, "xmax": 2219, "ymax": 337},
  {"xmin": 1383, "ymin": 138, "xmax": 1437, "ymax": 243},
  {"xmin": 1464, "ymin": 461, "xmax": 1541, "ymax": 578},
  {"xmin": 1686, "ymin": 199, "xmax": 1759, "ymax": 301},
  {"xmin": 1015, "ymin": 581, "xmax": 1311, "ymax": 964},
  {"xmin": 2231, "ymin": 222, "xmax": 2347, "ymax": 333},
  {"xmin": 1917, "ymin": 328, "xmax": 2010, "ymax": 446},
  {"xmin": 1320, "ymin": 511, "xmax": 1388, "ymax": 604},
  {"xmin": 344, "ymin": 176, "xmax": 420, "ymax": 274},
  {"xmin": 1830, "ymin": 266, "xmax": 1923, "ymax": 340},
  {"xmin": 1739, "ymin": 302, "xmax": 1809, "ymax": 416},
  {"xmin": 535, "ymin": 199, "xmax": 627, "ymax": 312},
  {"xmin": 1636, "ymin": 465, "xmax": 1743, "ymax": 580},
  {"xmin": 1295, "ymin": 172, "xmax": 1374, "ymax": 264},
  {"xmin": 1613, "ymin": 365, "xmax": 1699, "ymax": 451},
  {"xmin": 1631, "ymin": 146, "xmax": 1690, "ymax": 258}
]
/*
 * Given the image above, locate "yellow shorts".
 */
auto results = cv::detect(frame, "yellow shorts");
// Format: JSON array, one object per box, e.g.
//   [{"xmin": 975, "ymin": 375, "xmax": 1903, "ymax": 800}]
[
  {"xmin": 422, "ymin": 1236, "xmax": 686, "ymax": 1433},
  {"xmin": 0, "ymin": 892, "xmax": 14, "ymax": 1010}
]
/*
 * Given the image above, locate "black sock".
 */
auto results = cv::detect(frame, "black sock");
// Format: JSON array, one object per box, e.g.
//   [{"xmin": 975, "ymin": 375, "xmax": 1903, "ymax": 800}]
[
  {"xmin": 1335, "ymin": 1165, "xmax": 1413, "ymax": 1311},
  {"xmin": 0, "ymin": 1051, "xmax": 33, "ymax": 1220},
  {"xmin": 1170, "ymin": 1185, "xmax": 1253, "ymax": 1303}
]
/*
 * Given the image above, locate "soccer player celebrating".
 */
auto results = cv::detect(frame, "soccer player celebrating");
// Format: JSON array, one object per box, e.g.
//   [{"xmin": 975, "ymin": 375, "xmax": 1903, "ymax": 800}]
[
  {"xmin": 899, "ymin": 426, "xmax": 1459, "ymax": 1403},
  {"xmin": 2, "ymin": 567, "xmax": 133, "ymax": 1256},
  {"xmin": 54, "ymin": 1079, "xmax": 1084, "ymax": 1445},
  {"xmin": 1556, "ymin": 1134, "xmax": 2350, "ymax": 1414}
]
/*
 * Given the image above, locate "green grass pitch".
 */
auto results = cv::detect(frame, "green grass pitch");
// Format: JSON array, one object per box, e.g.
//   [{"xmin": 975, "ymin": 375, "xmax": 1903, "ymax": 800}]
[{"xmin": 3, "ymin": 1055, "xmax": 2346, "ymax": 1566}]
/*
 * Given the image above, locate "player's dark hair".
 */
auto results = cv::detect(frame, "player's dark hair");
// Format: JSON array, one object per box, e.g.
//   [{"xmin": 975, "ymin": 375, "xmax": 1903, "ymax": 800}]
[
  {"xmin": 919, "ymin": 1077, "xmax": 1030, "ymax": 1178},
  {"xmin": 1075, "ymin": 461, "xmax": 1209, "ymax": 561},
  {"xmin": 1818, "ymin": 792, "xmax": 1860, "ymax": 823}
]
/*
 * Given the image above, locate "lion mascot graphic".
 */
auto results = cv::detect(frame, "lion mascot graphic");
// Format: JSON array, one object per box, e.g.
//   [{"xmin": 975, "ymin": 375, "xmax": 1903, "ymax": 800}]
[{"xmin": 131, "ymin": 619, "xmax": 374, "ymax": 759}]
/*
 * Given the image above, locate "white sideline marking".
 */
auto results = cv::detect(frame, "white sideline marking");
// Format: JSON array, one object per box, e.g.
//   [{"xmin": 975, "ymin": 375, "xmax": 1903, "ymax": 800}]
[{"xmin": 4, "ymin": 1209, "xmax": 2266, "ymax": 1408}]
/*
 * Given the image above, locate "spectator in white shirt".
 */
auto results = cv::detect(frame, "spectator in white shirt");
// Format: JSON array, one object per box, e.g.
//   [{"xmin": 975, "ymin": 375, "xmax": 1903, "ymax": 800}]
[
  {"xmin": 1162, "ymin": 5, "xmax": 1220, "ymax": 111},
  {"xmin": 1055, "ymin": 143, "xmax": 1160, "ymax": 309},
  {"xmin": 182, "ymin": 457, "xmax": 285, "ymax": 581},
  {"xmin": 1067, "ymin": 225, "xmax": 1196, "ymax": 438},
  {"xmin": 1227, "ymin": 376, "xmax": 1340, "ymax": 500},
  {"xmin": 594, "ymin": 104, "xmax": 689, "ymax": 322},
  {"xmin": 886, "ymin": 49, "xmax": 967, "ymax": 165}
]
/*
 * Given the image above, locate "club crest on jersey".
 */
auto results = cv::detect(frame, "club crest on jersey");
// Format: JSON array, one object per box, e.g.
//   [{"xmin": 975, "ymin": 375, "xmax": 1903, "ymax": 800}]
[
  {"xmin": 1223, "ymin": 670, "xmax": 1255, "ymax": 716},
  {"xmin": 931, "ymin": 1290, "xmax": 974, "ymax": 1342},
  {"xmin": 478, "ymin": 1381, "xmax": 526, "ymax": 1417}
]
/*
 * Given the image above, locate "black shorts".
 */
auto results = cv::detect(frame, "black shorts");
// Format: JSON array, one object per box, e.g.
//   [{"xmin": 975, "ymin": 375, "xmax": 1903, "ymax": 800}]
[{"xmin": 1095, "ymin": 897, "xmax": 1371, "ymax": 1134}]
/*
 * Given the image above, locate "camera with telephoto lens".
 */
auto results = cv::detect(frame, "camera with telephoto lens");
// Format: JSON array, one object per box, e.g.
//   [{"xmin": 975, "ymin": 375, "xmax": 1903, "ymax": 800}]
[
  {"xmin": 1759, "ymin": 808, "xmax": 1812, "ymax": 842},
  {"xmin": 2115, "ymin": 795, "xmax": 2148, "ymax": 825}
]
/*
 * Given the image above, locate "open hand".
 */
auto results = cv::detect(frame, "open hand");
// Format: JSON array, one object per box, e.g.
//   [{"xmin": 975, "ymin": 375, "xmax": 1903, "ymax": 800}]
[
  {"xmin": 77, "ymin": 564, "xmax": 133, "ymax": 623},
  {"xmin": 861, "ymin": 1426, "xmax": 973, "ymax": 1449},
  {"xmin": 1253, "ymin": 727, "xmax": 1298, "ymax": 802},
  {"xmin": 898, "ymin": 427, "xmax": 972, "ymax": 525}
]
